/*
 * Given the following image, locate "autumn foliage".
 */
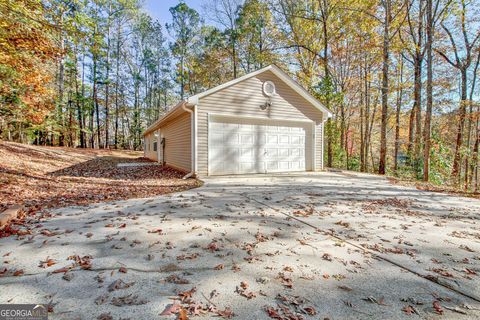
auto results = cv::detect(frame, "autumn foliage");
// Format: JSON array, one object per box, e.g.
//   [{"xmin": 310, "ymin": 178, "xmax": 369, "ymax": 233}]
[{"xmin": 0, "ymin": 0, "xmax": 59, "ymax": 127}]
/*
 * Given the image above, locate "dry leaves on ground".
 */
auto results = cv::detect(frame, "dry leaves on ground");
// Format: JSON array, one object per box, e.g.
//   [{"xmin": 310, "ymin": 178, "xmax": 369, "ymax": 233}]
[{"xmin": 0, "ymin": 142, "xmax": 201, "ymax": 235}]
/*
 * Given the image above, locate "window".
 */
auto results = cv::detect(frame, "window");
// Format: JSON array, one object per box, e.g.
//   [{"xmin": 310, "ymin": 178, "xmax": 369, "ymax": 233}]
[{"xmin": 153, "ymin": 141, "xmax": 157, "ymax": 152}]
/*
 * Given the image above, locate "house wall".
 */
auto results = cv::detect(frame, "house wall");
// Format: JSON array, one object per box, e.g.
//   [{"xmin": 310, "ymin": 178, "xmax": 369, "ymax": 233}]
[
  {"xmin": 160, "ymin": 112, "xmax": 192, "ymax": 172},
  {"xmin": 144, "ymin": 113, "xmax": 192, "ymax": 172},
  {"xmin": 144, "ymin": 133, "xmax": 158, "ymax": 161},
  {"xmin": 196, "ymin": 70, "xmax": 325, "ymax": 176}
]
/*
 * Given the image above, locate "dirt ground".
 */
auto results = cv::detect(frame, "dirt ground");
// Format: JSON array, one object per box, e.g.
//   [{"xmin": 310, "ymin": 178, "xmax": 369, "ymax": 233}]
[
  {"xmin": 0, "ymin": 171, "xmax": 479, "ymax": 319},
  {"xmin": 0, "ymin": 142, "xmax": 201, "ymax": 218}
]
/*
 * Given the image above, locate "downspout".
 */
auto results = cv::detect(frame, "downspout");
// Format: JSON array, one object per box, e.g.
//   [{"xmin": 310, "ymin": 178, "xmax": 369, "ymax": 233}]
[
  {"xmin": 156, "ymin": 129, "xmax": 161, "ymax": 163},
  {"xmin": 182, "ymin": 100, "xmax": 196, "ymax": 179}
]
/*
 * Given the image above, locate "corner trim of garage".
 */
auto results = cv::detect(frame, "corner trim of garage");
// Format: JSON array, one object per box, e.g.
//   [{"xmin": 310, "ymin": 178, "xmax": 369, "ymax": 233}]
[{"xmin": 312, "ymin": 121, "xmax": 316, "ymax": 171}]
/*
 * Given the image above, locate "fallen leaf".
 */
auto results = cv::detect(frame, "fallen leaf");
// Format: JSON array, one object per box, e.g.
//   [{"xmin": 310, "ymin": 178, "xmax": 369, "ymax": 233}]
[
  {"xmin": 216, "ymin": 307, "xmax": 234, "ymax": 318},
  {"xmin": 39, "ymin": 257, "xmax": 57, "ymax": 268},
  {"xmin": 111, "ymin": 294, "xmax": 147, "ymax": 306},
  {"xmin": 13, "ymin": 269, "xmax": 24, "ymax": 276},
  {"xmin": 108, "ymin": 279, "xmax": 135, "ymax": 292},
  {"xmin": 178, "ymin": 308, "xmax": 188, "ymax": 320},
  {"xmin": 433, "ymin": 301, "xmax": 444, "ymax": 315},
  {"xmin": 160, "ymin": 303, "xmax": 181, "ymax": 316},
  {"xmin": 402, "ymin": 305, "xmax": 419, "ymax": 315}
]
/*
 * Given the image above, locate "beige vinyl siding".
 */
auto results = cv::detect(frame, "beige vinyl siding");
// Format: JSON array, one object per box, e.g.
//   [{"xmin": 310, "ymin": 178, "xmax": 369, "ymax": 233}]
[
  {"xmin": 144, "ymin": 132, "xmax": 158, "ymax": 161},
  {"xmin": 196, "ymin": 70, "xmax": 324, "ymax": 176},
  {"xmin": 160, "ymin": 112, "xmax": 192, "ymax": 172}
]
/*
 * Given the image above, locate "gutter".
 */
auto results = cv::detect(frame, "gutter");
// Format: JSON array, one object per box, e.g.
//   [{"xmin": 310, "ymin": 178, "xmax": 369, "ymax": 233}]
[{"xmin": 182, "ymin": 98, "xmax": 197, "ymax": 179}]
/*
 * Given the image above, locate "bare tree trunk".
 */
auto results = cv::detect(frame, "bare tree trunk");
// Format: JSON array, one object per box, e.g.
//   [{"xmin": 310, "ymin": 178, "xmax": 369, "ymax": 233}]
[
  {"xmin": 471, "ymin": 109, "xmax": 479, "ymax": 191},
  {"xmin": 464, "ymin": 53, "xmax": 479, "ymax": 188},
  {"xmin": 394, "ymin": 55, "xmax": 404, "ymax": 173},
  {"xmin": 379, "ymin": 0, "xmax": 391, "ymax": 175},
  {"xmin": 451, "ymin": 68, "xmax": 468, "ymax": 181},
  {"xmin": 75, "ymin": 45, "xmax": 85, "ymax": 148},
  {"xmin": 321, "ymin": 0, "xmax": 332, "ymax": 168},
  {"xmin": 91, "ymin": 55, "xmax": 98, "ymax": 149},
  {"xmin": 407, "ymin": 103, "xmax": 416, "ymax": 161},
  {"xmin": 413, "ymin": 57, "xmax": 422, "ymax": 171},
  {"xmin": 423, "ymin": 0, "xmax": 433, "ymax": 181},
  {"xmin": 57, "ymin": 13, "xmax": 65, "ymax": 147},
  {"xmin": 104, "ymin": 0, "xmax": 112, "ymax": 149}
]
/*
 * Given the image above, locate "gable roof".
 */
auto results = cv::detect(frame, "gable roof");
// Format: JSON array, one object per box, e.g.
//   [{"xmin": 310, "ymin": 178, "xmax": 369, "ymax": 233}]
[
  {"xmin": 143, "ymin": 65, "xmax": 332, "ymax": 136},
  {"xmin": 188, "ymin": 65, "xmax": 332, "ymax": 117}
]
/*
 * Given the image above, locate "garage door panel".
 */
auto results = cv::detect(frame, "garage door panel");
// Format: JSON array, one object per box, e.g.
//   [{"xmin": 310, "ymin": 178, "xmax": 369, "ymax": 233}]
[
  {"xmin": 279, "ymin": 135, "xmax": 289, "ymax": 144},
  {"xmin": 266, "ymin": 161, "xmax": 279, "ymax": 171},
  {"xmin": 209, "ymin": 116, "xmax": 310, "ymax": 175},
  {"xmin": 240, "ymin": 134, "xmax": 254, "ymax": 144},
  {"xmin": 240, "ymin": 162, "xmax": 262, "ymax": 173},
  {"xmin": 240, "ymin": 148, "xmax": 254, "ymax": 159},
  {"xmin": 266, "ymin": 135, "xmax": 278, "ymax": 144},
  {"xmin": 224, "ymin": 133, "xmax": 240, "ymax": 144},
  {"xmin": 279, "ymin": 148, "xmax": 289, "ymax": 157},
  {"xmin": 278, "ymin": 161, "xmax": 289, "ymax": 170}
]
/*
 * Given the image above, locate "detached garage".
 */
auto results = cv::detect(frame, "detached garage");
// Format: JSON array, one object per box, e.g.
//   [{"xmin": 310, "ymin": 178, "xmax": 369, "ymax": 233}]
[{"xmin": 143, "ymin": 65, "xmax": 332, "ymax": 177}]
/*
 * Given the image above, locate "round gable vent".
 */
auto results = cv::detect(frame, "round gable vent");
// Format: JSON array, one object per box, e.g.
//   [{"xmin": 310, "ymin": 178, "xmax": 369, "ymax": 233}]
[{"xmin": 263, "ymin": 81, "xmax": 276, "ymax": 97}]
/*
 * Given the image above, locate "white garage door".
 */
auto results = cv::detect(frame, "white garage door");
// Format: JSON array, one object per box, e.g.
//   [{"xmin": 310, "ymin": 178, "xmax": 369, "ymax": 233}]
[{"xmin": 208, "ymin": 116, "xmax": 312, "ymax": 175}]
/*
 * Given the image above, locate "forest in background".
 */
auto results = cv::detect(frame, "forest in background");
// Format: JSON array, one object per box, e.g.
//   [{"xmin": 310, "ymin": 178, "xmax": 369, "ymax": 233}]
[{"xmin": 1, "ymin": 0, "xmax": 479, "ymax": 190}]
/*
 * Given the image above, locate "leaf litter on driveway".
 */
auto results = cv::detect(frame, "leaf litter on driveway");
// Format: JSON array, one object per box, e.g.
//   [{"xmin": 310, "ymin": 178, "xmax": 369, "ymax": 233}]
[{"xmin": 0, "ymin": 172, "xmax": 480, "ymax": 319}]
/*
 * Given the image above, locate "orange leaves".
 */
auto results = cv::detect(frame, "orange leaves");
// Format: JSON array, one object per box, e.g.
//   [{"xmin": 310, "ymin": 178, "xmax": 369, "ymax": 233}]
[
  {"xmin": 178, "ymin": 287, "xmax": 197, "ymax": 303},
  {"xmin": 0, "ymin": 0, "xmax": 58, "ymax": 124},
  {"xmin": 52, "ymin": 267, "xmax": 72, "ymax": 274},
  {"xmin": 38, "ymin": 257, "xmax": 57, "ymax": 268},
  {"xmin": 206, "ymin": 241, "xmax": 220, "ymax": 252},
  {"xmin": 52, "ymin": 255, "xmax": 93, "ymax": 273},
  {"xmin": 13, "ymin": 269, "xmax": 24, "ymax": 276},
  {"xmin": 160, "ymin": 287, "xmax": 233, "ymax": 319},
  {"xmin": 236, "ymin": 281, "xmax": 257, "ymax": 300},
  {"xmin": 292, "ymin": 206, "xmax": 314, "ymax": 217},
  {"xmin": 265, "ymin": 306, "xmax": 283, "ymax": 319},
  {"xmin": 255, "ymin": 231, "xmax": 271, "ymax": 242},
  {"xmin": 276, "ymin": 272, "xmax": 293, "ymax": 289},
  {"xmin": 67, "ymin": 255, "xmax": 92, "ymax": 270},
  {"xmin": 178, "ymin": 308, "xmax": 189, "ymax": 320},
  {"xmin": 265, "ymin": 294, "xmax": 315, "ymax": 319},
  {"xmin": 177, "ymin": 253, "xmax": 200, "ymax": 261},
  {"xmin": 0, "ymin": 143, "xmax": 200, "ymax": 226}
]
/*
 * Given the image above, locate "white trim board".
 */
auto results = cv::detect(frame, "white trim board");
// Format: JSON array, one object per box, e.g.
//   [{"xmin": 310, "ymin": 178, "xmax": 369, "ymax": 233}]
[{"xmin": 208, "ymin": 113, "xmax": 316, "ymax": 124}]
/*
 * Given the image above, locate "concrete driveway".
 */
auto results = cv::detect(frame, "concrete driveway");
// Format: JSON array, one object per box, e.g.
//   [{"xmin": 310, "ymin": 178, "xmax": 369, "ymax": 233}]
[{"xmin": 1, "ymin": 171, "xmax": 480, "ymax": 319}]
